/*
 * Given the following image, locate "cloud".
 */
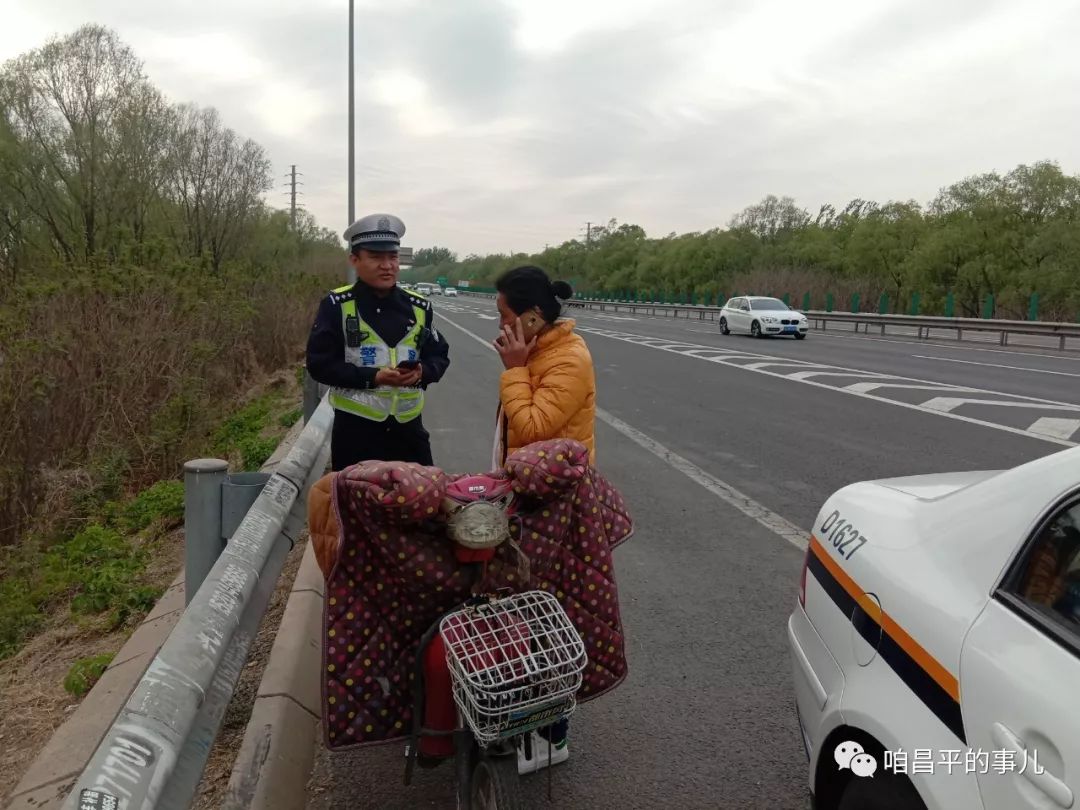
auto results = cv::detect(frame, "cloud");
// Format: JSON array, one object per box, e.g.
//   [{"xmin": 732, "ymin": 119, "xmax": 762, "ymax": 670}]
[{"xmin": 2, "ymin": 0, "xmax": 1079, "ymax": 254}]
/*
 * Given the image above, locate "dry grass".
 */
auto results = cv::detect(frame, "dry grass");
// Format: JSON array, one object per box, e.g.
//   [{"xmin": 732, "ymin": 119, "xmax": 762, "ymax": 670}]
[
  {"xmin": 0, "ymin": 527, "xmax": 184, "ymax": 802},
  {"xmin": 0, "ymin": 312, "xmax": 318, "ymax": 801},
  {"xmin": 0, "ymin": 258, "xmax": 338, "ymax": 550}
]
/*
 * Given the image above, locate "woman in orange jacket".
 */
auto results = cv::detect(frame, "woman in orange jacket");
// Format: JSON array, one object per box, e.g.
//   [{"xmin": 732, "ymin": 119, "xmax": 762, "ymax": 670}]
[
  {"xmin": 491, "ymin": 265, "xmax": 596, "ymax": 470},
  {"xmin": 490, "ymin": 264, "xmax": 596, "ymax": 773}
]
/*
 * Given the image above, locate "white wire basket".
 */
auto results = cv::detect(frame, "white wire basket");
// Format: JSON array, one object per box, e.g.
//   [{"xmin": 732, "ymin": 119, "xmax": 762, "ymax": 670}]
[{"xmin": 438, "ymin": 590, "xmax": 588, "ymax": 745}]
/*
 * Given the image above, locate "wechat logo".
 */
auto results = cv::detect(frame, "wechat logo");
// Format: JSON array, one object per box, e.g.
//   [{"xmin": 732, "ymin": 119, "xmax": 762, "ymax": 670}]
[{"xmin": 835, "ymin": 741, "xmax": 878, "ymax": 778}]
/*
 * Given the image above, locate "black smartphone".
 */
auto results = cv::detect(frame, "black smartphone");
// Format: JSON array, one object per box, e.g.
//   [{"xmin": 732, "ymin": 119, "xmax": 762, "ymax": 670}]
[{"xmin": 396, "ymin": 360, "xmax": 420, "ymax": 370}]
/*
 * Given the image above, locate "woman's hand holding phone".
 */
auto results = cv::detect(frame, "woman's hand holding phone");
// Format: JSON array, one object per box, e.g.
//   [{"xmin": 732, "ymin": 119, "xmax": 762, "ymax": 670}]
[{"xmin": 493, "ymin": 317, "xmax": 537, "ymax": 370}]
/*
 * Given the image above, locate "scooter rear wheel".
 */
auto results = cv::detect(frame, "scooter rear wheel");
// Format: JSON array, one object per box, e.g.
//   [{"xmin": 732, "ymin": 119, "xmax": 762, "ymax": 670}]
[{"xmin": 471, "ymin": 756, "xmax": 523, "ymax": 810}]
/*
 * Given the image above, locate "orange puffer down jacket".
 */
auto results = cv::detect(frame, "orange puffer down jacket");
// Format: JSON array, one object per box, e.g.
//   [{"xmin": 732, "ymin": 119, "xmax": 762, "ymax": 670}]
[{"xmin": 498, "ymin": 318, "xmax": 596, "ymax": 465}]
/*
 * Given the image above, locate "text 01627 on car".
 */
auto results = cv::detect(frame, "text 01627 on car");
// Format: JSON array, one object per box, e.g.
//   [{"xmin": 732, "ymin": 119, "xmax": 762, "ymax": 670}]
[
  {"xmin": 789, "ymin": 446, "xmax": 1080, "ymax": 810},
  {"xmin": 719, "ymin": 296, "xmax": 808, "ymax": 339}
]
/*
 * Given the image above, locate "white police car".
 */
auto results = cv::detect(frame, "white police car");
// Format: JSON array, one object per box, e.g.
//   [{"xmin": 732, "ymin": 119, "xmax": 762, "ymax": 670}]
[{"xmin": 789, "ymin": 445, "xmax": 1080, "ymax": 810}]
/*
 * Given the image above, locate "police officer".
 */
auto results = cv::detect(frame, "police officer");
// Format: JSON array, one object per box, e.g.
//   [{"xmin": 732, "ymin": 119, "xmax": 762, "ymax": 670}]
[{"xmin": 306, "ymin": 213, "xmax": 450, "ymax": 470}]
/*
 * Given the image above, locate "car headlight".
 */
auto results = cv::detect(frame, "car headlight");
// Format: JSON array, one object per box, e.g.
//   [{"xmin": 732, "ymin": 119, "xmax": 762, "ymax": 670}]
[{"xmin": 763, "ymin": 316, "xmax": 778, "ymax": 323}]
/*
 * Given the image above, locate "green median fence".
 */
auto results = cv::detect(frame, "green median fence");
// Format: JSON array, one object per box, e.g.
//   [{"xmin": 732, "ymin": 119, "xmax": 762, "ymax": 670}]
[
  {"xmin": 850, "ymin": 293, "xmax": 860, "ymax": 313},
  {"xmin": 825, "ymin": 293, "xmax": 834, "ymax": 313},
  {"xmin": 1029, "ymin": 293, "xmax": 1039, "ymax": 321},
  {"xmin": 909, "ymin": 292, "xmax": 921, "ymax": 316},
  {"xmin": 878, "ymin": 292, "xmax": 889, "ymax": 314},
  {"xmin": 983, "ymin": 294, "xmax": 994, "ymax": 319},
  {"xmin": 944, "ymin": 293, "xmax": 955, "ymax": 317},
  {"xmin": 802, "ymin": 292, "xmax": 811, "ymax": 310}
]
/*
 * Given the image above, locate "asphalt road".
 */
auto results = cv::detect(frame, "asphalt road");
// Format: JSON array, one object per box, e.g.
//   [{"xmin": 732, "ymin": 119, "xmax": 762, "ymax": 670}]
[{"xmin": 306, "ymin": 294, "xmax": 1072, "ymax": 809}]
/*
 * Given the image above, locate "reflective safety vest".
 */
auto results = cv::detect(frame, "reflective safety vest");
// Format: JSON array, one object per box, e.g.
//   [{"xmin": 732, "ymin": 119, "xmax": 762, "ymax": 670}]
[{"xmin": 327, "ymin": 284, "xmax": 427, "ymax": 422}]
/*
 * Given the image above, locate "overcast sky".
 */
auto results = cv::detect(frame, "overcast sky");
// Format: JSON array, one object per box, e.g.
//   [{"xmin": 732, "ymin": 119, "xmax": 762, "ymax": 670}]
[{"xmin": 3, "ymin": 0, "xmax": 1079, "ymax": 255}]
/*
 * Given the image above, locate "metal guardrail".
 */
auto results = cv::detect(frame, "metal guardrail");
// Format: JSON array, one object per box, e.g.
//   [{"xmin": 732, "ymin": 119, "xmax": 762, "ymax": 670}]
[
  {"xmin": 802, "ymin": 311, "xmax": 1080, "ymax": 350},
  {"xmin": 459, "ymin": 291, "xmax": 1080, "ymax": 350},
  {"xmin": 62, "ymin": 391, "xmax": 333, "ymax": 810}
]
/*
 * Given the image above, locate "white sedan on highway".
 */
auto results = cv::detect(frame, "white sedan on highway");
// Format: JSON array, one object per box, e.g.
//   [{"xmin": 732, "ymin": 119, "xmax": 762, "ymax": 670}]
[
  {"xmin": 789, "ymin": 446, "xmax": 1080, "ymax": 810},
  {"xmin": 719, "ymin": 296, "xmax": 808, "ymax": 339}
]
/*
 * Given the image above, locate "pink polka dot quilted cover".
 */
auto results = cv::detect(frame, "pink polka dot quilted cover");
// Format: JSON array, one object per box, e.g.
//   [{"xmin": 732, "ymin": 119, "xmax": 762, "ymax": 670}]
[{"xmin": 321, "ymin": 438, "xmax": 634, "ymax": 750}]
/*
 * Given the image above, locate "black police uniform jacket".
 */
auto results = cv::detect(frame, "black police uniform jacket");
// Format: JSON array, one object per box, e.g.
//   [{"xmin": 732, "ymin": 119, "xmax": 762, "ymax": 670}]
[{"xmin": 305, "ymin": 281, "xmax": 451, "ymax": 466}]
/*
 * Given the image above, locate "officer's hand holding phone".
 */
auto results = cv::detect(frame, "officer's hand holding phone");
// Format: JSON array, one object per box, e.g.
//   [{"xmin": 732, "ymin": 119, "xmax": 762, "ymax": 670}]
[{"xmin": 375, "ymin": 362, "xmax": 422, "ymax": 387}]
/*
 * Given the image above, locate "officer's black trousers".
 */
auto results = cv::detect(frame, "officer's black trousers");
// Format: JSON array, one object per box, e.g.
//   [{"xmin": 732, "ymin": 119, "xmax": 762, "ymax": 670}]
[{"xmin": 330, "ymin": 410, "xmax": 434, "ymax": 471}]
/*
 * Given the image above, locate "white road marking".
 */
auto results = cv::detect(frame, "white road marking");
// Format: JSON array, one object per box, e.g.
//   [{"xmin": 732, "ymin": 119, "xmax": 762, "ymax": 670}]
[
  {"xmin": 579, "ymin": 326, "xmax": 1079, "ymax": 448},
  {"xmin": 475, "ymin": 314, "xmax": 497, "ymax": 320},
  {"xmin": 1028, "ymin": 418, "xmax": 1080, "ymax": 440},
  {"xmin": 920, "ymin": 397, "xmax": 1080, "ymax": 414},
  {"xmin": 814, "ymin": 331, "xmax": 1080, "ymax": 361},
  {"xmin": 786, "ymin": 370, "xmax": 892, "ymax": 381},
  {"xmin": 681, "ymin": 348, "xmax": 742, "ymax": 358},
  {"xmin": 1023, "ymin": 421, "xmax": 1080, "ymax": 440},
  {"xmin": 437, "ymin": 313, "xmax": 809, "ymax": 550},
  {"xmin": 912, "ymin": 355, "xmax": 1080, "ymax": 378},
  {"xmin": 593, "ymin": 411, "xmax": 807, "ymax": 551},
  {"xmin": 845, "ymin": 382, "xmax": 981, "ymax": 395},
  {"xmin": 743, "ymin": 361, "xmax": 831, "ymax": 371}
]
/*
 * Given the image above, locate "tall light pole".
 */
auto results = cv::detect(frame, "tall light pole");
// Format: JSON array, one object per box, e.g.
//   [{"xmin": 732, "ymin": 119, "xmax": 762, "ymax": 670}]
[{"xmin": 347, "ymin": 0, "xmax": 356, "ymax": 282}]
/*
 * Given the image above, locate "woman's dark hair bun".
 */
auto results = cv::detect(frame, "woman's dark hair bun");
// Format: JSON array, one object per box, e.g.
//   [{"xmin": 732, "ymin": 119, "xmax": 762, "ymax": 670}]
[{"xmin": 551, "ymin": 280, "xmax": 573, "ymax": 300}]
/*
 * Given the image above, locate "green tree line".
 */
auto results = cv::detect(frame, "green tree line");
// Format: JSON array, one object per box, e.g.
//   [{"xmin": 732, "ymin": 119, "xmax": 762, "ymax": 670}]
[
  {"xmin": 403, "ymin": 161, "xmax": 1080, "ymax": 321},
  {"xmin": 0, "ymin": 24, "xmax": 342, "ymax": 275},
  {"xmin": 0, "ymin": 25, "xmax": 346, "ymax": 549}
]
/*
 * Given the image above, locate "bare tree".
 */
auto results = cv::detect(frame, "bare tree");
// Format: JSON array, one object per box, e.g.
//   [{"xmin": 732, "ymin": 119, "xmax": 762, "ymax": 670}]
[
  {"xmin": 169, "ymin": 106, "xmax": 271, "ymax": 270},
  {"xmin": 5, "ymin": 26, "xmax": 148, "ymax": 259}
]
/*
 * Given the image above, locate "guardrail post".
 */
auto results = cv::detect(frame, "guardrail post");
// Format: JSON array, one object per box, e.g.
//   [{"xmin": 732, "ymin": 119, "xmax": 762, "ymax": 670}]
[
  {"xmin": 945, "ymin": 292, "xmax": 955, "ymax": 318},
  {"xmin": 1029, "ymin": 293, "xmax": 1039, "ymax": 321},
  {"xmin": 183, "ymin": 458, "xmax": 229, "ymax": 605}
]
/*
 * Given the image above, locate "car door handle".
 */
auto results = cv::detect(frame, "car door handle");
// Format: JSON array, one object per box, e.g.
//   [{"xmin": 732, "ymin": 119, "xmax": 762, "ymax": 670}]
[{"xmin": 991, "ymin": 722, "xmax": 1074, "ymax": 809}]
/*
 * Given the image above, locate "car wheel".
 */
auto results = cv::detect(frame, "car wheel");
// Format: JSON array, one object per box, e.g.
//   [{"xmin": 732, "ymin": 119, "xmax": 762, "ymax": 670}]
[
  {"xmin": 719, "ymin": 317, "xmax": 730, "ymax": 335},
  {"xmin": 751, "ymin": 320, "xmax": 763, "ymax": 338},
  {"xmin": 794, "ymin": 332, "xmax": 806, "ymax": 340},
  {"xmin": 836, "ymin": 769, "xmax": 926, "ymax": 810}
]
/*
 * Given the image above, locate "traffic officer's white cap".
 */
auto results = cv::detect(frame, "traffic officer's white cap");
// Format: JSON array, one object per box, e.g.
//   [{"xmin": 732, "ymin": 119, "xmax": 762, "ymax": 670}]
[{"xmin": 345, "ymin": 213, "xmax": 405, "ymax": 253}]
